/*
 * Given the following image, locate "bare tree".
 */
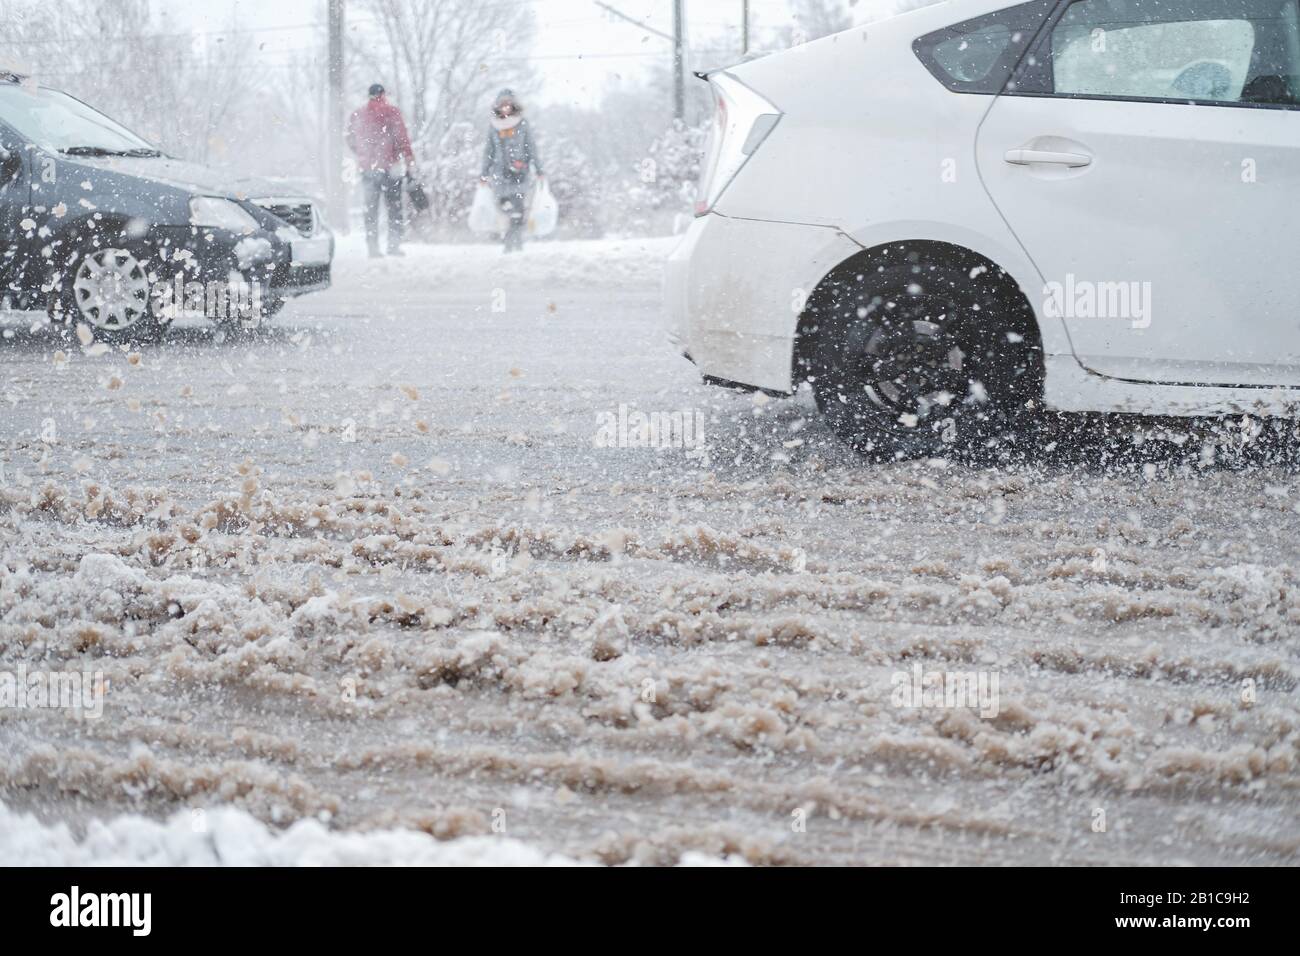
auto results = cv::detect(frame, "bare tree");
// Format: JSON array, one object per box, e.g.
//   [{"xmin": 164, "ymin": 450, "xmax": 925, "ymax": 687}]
[
  {"xmin": 0, "ymin": 0, "xmax": 262, "ymax": 163},
  {"xmin": 266, "ymin": 43, "xmax": 367, "ymax": 193},
  {"xmin": 780, "ymin": 0, "xmax": 855, "ymax": 46},
  {"xmin": 352, "ymin": 0, "xmax": 537, "ymax": 148}
]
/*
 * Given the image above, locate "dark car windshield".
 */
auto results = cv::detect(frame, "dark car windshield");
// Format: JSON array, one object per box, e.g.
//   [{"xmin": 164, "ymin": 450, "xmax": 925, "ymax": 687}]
[{"xmin": 0, "ymin": 83, "xmax": 158, "ymax": 154}]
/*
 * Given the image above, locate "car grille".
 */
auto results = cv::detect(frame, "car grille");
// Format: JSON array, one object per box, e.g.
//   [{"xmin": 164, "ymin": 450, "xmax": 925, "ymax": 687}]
[{"xmin": 254, "ymin": 199, "xmax": 316, "ymax": 236}]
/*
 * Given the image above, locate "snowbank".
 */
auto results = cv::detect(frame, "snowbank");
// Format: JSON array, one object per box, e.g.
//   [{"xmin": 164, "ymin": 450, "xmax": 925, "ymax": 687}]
[
  {"xmin": 0, "ymin": 800, "xmax": 585, "ymax": 866},
  {"xmin": 332, "ymin": 233, "xmax": 677, "ymax": 290}
]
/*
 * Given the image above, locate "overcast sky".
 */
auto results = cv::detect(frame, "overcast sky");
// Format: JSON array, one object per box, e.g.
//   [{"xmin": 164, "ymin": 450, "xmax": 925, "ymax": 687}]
[{"xmin": 177, "ymin": 0, "xmax": 869, "ymax": 107}]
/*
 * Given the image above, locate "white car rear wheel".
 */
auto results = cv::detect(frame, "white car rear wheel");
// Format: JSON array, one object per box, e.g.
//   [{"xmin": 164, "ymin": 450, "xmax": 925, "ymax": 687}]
[{"xmin": 806, "ymin": 256, "xmax": 1042, "ymax": 459}]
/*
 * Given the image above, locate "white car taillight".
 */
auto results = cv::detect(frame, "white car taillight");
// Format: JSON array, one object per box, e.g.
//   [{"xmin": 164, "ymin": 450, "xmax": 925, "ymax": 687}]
[{"xmin": 695, "ymin": 73, "xmax": 782, "ymax": 217}]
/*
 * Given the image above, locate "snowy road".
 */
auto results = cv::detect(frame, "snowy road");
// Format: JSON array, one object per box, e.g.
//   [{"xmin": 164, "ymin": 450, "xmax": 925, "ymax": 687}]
[{"xmin": 1, "ymin": 237, "xmax": 1297, "ymax": 865}]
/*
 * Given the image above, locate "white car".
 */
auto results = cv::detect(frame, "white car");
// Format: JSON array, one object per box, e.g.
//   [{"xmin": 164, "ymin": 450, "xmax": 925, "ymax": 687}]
[{"xmin": 666, "ymin": 0, "xmax": 1300, "ymax": 457}]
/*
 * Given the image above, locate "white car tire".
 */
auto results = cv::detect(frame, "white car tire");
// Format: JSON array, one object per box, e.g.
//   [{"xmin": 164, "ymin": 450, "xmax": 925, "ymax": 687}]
[{"xmin": 803, "ymin": 253, "xmax": 1042, "ymax": 459}]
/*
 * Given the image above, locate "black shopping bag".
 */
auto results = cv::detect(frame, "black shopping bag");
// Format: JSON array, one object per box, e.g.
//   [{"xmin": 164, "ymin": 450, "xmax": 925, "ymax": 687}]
[{"xmin": 405, "ymin": 177, "xmax": 430, "ymax": 213}]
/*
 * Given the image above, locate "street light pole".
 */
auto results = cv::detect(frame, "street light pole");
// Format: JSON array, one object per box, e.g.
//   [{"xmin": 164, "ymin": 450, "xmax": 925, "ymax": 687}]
[
  {"xmin": 594, "ymin": 1, "xmax": 687, "ymax": 123},
  {"xmin": 672, "ymin": 0, "xmax": 685, "ymax": 121},
  {"xmin": 327, "ymin": 0, "xmax": 346, "ymax": 231}
]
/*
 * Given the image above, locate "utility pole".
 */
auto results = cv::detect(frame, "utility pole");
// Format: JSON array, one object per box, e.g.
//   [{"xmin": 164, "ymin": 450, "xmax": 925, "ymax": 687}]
[
  {"xmin": 327, "ymin": 0, "xmax": 346, "ymax": 232},
  {"xmin": 742, "ymin": 0, "xmax": 749, "ymax": 54},
  {"xmin": 594, "ymin": 1, "xmax": 685, "ymax": 123},
  {"xmin": 672, "ymin": 0, "xmax": 685, "ymax": 122}
]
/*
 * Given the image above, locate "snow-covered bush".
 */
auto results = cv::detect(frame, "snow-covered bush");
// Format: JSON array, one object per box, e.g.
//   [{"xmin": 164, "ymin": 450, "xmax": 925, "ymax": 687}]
[
  {"xmin": 625, "ymin": 119, "xmax": 707, "ymax": 234},
  {"xmin": 419, "ymin": 121, "xmax": 482, "ymax": 237},
  {"xmin": 536, "ymin": 133, "xmax": 605, "ymax": 239}
]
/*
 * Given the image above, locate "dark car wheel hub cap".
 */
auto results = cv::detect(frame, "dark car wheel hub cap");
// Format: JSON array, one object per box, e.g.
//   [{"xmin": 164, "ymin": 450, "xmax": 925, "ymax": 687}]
[{"xmin": 73, "ymin": 249, "xmax": 151, "ymax": 331}]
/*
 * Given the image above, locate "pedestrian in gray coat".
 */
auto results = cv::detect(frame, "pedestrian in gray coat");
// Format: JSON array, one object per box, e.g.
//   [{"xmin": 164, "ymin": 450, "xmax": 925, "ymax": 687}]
[{"xmin": 480, "ymin": 89, "xmax": 544, "ymax": 253}]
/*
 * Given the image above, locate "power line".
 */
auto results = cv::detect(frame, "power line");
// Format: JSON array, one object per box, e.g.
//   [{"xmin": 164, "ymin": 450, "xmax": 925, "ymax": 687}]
[
  {"xmin": 21, "ymin": 38, "xmax": 745, "ymax": 80},
  {"xmin": 0, "ymin": 0, "xmax": 559, "ymax": 46},
  {"xmin": 592, "ymin": 1, "xmax": 674, "ymax": 41},
  {"xmin": 486, "ymin": 49, "xmax": 723, "ymax": 61},
  {"xmin": 0, "ymin": 21, "xmax": 328, "ymax": 47}
]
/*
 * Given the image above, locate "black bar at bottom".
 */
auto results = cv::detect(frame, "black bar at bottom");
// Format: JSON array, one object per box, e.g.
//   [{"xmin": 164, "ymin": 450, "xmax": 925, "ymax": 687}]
[{"xmin": 0, "ymin": 866, "xmax": 1287, "ymax": 943}]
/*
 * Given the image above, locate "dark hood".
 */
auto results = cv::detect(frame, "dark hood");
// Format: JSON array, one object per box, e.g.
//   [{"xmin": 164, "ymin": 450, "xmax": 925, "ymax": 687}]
[{"xmin": 64, "ymin": 154, "xmax": 286, "ymax": 199}]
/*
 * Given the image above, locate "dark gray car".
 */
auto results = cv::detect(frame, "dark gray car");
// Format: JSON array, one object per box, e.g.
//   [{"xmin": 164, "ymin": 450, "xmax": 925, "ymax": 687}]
[{"xmin": 0, "ymin": 72, "xmax": 333, "ymax": 342}]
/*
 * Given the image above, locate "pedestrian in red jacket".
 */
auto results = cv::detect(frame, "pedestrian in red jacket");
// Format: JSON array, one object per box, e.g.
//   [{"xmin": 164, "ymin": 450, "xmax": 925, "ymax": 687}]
[{"xmin": 346, "ymin": 83, "xmax": 416, "ymax": 258}]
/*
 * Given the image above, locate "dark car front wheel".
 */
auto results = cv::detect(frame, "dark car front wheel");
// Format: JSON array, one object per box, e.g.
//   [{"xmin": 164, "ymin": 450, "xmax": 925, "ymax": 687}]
[{"xmin": 52, "ymin": 245, "xmax": 170, "ymax": 344}]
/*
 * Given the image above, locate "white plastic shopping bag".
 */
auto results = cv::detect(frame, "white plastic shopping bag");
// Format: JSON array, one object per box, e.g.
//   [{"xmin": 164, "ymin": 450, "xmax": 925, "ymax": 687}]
[
  {"xmin": 468, "ymin": 183, "xmax": 506, "ymax": 235},
  {"xmin": 527, "ymin": 179, "xmax": 558, "ymax": 237}
]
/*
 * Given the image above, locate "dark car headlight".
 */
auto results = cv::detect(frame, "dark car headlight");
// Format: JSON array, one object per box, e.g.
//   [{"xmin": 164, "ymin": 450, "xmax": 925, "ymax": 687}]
[{"xmin": 189, "ymin": 196, "xmax": 259, "ymax": 233}]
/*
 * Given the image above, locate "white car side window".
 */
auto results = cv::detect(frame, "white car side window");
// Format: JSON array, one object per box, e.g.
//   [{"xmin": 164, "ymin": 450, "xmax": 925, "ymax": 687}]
[
  {"xmin": 1048, "ymin": 0, "xmax": 1300, "ymax": 106},
  {"xmin": 932, "ymin": 24, "xmax": 1015, "ymax": 83},
  {"xmin": 1054, "ymin": 17, "xmax": 1254, "ymax": 100},
  {"xmin": 913, "ymin": 0, "xmax": 1057, "ymax": 94}
]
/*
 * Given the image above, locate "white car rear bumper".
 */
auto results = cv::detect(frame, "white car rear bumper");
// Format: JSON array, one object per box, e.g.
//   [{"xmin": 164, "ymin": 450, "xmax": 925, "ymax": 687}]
[{"xmin": 665, "ymin": 213, "xmax": 861, "ymax": 394}]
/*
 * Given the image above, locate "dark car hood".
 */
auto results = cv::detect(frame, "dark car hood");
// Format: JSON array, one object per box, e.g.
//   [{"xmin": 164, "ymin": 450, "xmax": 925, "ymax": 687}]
[{"xmin": 65, "ymin": 154, "xmax": 285, "ymax": 199}]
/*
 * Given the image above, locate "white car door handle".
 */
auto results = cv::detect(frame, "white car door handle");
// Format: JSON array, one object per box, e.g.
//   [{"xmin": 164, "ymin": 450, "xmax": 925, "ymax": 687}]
[{"xmin": 1004, "ymin": 147, "xmax": 1092, "ymax": 167}]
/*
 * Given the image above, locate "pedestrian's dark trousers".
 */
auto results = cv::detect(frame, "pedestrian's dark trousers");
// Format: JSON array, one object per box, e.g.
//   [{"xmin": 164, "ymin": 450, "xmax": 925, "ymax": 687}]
[
  {"xmin": 498, "ymin": 178, "xmax": 527, "ymax": 251},
  {"xmin": 362, "ymin": 170, "xmax": 403, "ymax": 252}
]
